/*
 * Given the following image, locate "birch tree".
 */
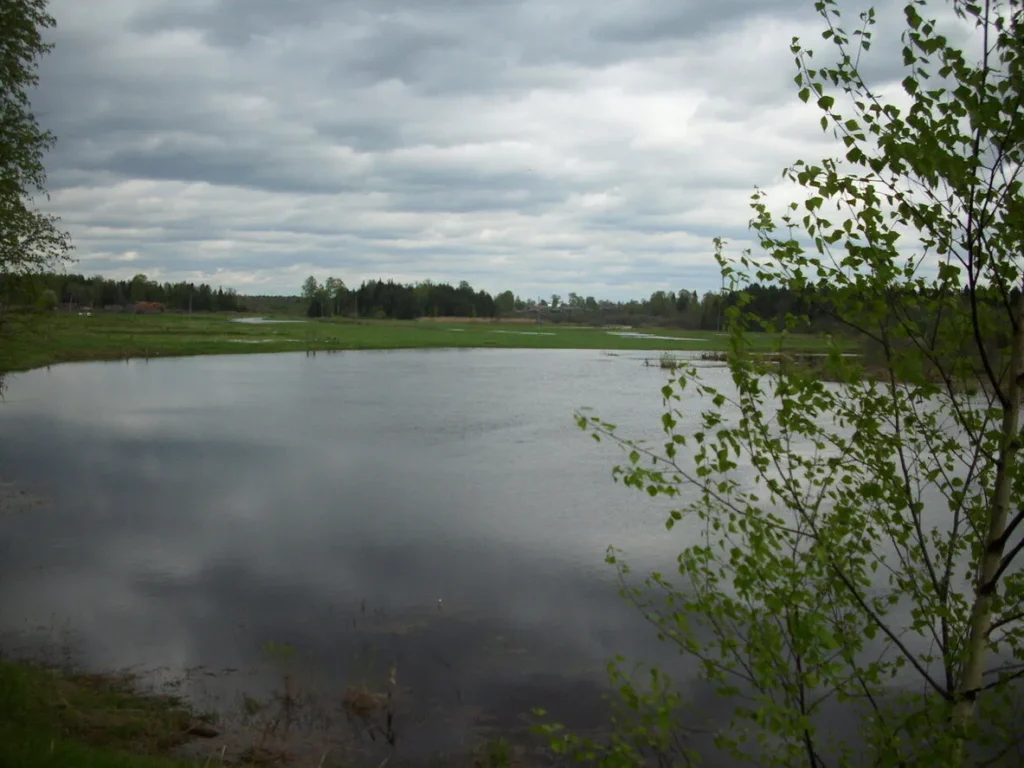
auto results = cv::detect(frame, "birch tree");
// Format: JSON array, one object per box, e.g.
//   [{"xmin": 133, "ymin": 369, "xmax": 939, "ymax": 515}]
[{"xmin": 547, "ymin": 0, "xmax": 1024, "ymax": 765}]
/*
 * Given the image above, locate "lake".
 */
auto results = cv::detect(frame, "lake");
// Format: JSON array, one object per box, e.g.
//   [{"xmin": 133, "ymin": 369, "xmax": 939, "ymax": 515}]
[{"xmin": 0, "ymin": 348, "xmax": 709, "ymax": 762}]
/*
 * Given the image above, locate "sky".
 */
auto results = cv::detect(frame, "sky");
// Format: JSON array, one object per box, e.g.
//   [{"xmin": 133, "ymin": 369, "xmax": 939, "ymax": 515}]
[{"xmin": 33, "ymin": 0, "xmax": 926, "ymax": 300}]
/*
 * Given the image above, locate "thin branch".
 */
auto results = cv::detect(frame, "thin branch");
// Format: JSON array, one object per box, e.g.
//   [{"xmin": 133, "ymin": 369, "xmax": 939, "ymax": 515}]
[
  {"xmin": 819, "ymin": 543, "xmax": 952, "ymax": 699},
  {"xmin": 970, "ymin": 663, "xmax": 1024, "ymax": 695},
  {"xmin": 990, "ymin": 506, "xmax": 1024, "ymax": 555},
  {"xmin": 981, "ymin": 532, "xmax": 1024, "ymax": 595},
  {"xmin": 884, "ymin": 347, "xmax": 943, "ymax": 602},
  {"xmin": 588, "ymin": 420, "xmax": 817, "ymax": 542},
  {"xmin": 963, "ymin": 37, "xmax": 1007, "ymax": 406},
  {"xmin": 986, "ymin": 609, "xmax": 1024, "ymax": 639}
]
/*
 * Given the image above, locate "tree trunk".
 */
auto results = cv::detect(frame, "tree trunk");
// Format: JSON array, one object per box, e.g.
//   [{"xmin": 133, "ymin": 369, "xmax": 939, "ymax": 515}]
[{"xmin": 952, "ymin": 307, "xmax": 1024, "ymax": 740}]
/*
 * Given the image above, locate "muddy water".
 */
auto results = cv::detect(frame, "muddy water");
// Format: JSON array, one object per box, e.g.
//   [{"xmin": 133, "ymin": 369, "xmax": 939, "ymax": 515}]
[{"xmin": 0, "ymin": 349, "xmax": 709, "ymax": 763}]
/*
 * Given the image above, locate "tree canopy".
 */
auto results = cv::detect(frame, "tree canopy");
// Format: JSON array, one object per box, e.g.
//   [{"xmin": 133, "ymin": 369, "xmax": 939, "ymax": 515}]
[
  {"xmin": 547, "ymin": 0, "xmax": 1024, "ymax": 765},
  {"xmin": 0, "ymin": 272, "xmax": 245, "ymax": 312},
  {"xmin": 0, "ymin": 0, "xmax": 71, "ymax": 276}
]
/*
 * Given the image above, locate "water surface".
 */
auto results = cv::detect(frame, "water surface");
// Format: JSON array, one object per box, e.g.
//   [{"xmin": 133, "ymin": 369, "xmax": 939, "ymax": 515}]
[{"xmin": 0, "ymin": 349, "xmax": 702, "ymax": 758}]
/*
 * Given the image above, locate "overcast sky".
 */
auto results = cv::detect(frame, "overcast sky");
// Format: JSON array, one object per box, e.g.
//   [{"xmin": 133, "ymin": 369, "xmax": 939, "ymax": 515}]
[{"xmin": 34, "ymin": 0, "xmax": 917, "ymax": 299}]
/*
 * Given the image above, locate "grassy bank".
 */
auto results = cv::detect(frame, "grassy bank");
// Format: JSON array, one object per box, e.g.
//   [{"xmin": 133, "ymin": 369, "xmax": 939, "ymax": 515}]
[
  {"xmin": 0, "ymin": 659, "xmax": 199, "ymax": 767},
  {"xmin": 0, "ymin": 658, "xmax": 527, "ymax": 768},
  {"xmin": 0, "ymin": 311, "xmax": 835, "ymax": 374}
]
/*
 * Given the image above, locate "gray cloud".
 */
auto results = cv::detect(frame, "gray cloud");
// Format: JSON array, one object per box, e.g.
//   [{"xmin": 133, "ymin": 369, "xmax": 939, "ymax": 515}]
[
  {"xmin": 31, "ymin": 0, "xmax": 925, "ymax": 297},
  {"xmin": 589, "ymin": 0, "xmax": 808, "ymax": 44}
]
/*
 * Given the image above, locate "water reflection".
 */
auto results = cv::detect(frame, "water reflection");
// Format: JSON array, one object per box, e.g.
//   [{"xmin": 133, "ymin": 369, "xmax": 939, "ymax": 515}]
[
  {"xmin": 4, "ymin": 350, "xmax": 1005, "ymax": 764},
  {"xmin": 0, "ymin": 350, "xmax": 693, "ymax": 758}
]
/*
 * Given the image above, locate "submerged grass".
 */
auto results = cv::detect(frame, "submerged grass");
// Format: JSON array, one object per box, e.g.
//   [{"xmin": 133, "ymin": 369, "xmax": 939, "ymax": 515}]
[{"xmin": 0, "ymin": 311, "xmax": 836, "ymax": 374}]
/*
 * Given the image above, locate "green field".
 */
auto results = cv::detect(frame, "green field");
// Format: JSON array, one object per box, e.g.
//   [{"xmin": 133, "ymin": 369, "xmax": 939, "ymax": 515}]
[{"xmin": 0, "ymin": 312, "xmax": 835, "ymax": 374}]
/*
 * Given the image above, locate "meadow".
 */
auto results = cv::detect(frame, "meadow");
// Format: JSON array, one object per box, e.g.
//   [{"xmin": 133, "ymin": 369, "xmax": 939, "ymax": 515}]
[{"xmin": 0, "ymin": 311, "xmax": 836, "ymax": 374}]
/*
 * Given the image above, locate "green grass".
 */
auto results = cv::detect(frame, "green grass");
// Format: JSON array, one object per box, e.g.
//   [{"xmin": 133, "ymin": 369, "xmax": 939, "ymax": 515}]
[
  {"xmin": 0, "ymin": 659, "xmax": 530, "ymax": 768},
  {"xmin": 0, "ymin": 659, "xmax": 196, "ymax": 767},
  {"xmin": 0, "ymin": 311, "xmax": 836, "ymax": 374}
]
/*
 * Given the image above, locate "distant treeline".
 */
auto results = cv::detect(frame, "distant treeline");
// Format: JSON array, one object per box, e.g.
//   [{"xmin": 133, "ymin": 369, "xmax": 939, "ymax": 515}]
[
  {"xmin": 6, "ymin": 272, "xmax": 1015, "ymax": 343},
  {"xmin": 297, "ymin": 276, "xmax": 1021, "ymax": 346},
  {"xmin": 297, "ymin": 275, "xmax": 839, "ymax": 331},
  {"xmin": 0, "ymin": 273, "xmax": 245, "ymax": 312},
  {"xmin": 300, "ymin": 276, "xmax": 497, "ymax": 320},
  {"xmin": 0, "ymin": 270, "xmax": 844, "ymax": 331}
]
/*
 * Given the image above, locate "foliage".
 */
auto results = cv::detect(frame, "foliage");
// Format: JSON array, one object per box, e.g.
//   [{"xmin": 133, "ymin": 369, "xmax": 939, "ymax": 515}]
[
  {"xmin": 495, "ymin": 289, "xmax": 516, "ymax": 316},
  {"xmin": 295, "ymin": 275, "xmax": 868, "ymax": 330},
  {"xmin": 306, "ymin": 295, "xmax": 326, "ymax": 318},
  {"xmin": 301, "ymin": 275, "xmax": 350, "ymax": 317},
  {"xmin": 534, "ymin": 658, "xmax": 699, "ymax": 767},
  {"xmin": 475, "ymin": 737, "xmax": 513, "ymax": 768},
  {"xmin": 0, "ymin": 0, "xmax": 72, "ymax": 275},
  {"xmin": 36, "ymin": 286, "xmax": 55, "ymax": 310},
  {"xmin": 353, "ymin": 278, "xmax": 496, "ymax": 320},
  {"xmin": 558, "ymin": 0, "xmax": 1024, "ymax": 765},
  {"xmin": 6, "ymin": 267, "xmax": 944, "ymax": 333},
  {"xmin": 0, "ymin": 271, "xmax": 245, "ymax": 311}
]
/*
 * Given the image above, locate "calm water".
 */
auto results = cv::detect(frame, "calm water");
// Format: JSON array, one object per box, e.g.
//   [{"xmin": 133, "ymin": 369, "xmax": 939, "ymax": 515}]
[
  {"xmin": 2, "ymin": 349, "xmax": 1019, "ymax": 764},
  {"xmin": 0, "ymin": 349, "xmax": 711, "ymax": 759}
]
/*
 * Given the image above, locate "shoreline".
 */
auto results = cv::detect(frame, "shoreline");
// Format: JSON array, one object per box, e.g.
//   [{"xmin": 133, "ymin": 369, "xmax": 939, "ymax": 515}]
[
  {"xmin": 0, "ymin": 312, "xmax": 836, "ymax": 376},
  {"xmin": 0, "ymin": 654, "xmax": 550, "ymax": 768}
]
